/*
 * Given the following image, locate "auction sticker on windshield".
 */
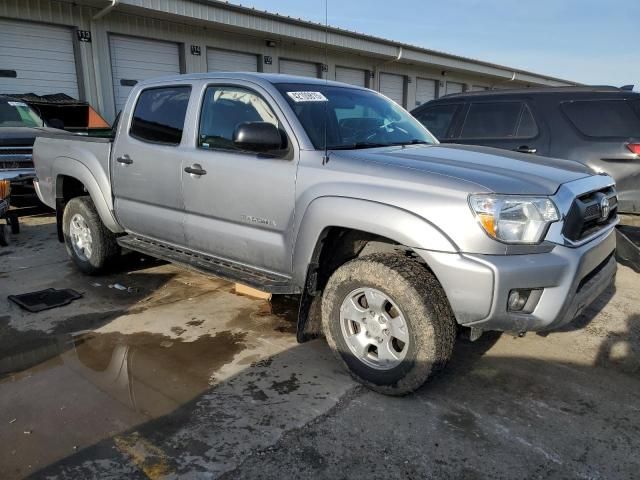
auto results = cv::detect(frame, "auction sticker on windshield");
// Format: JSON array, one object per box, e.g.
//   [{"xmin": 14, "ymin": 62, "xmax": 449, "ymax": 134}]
[{"xmin": 287, "ymin": 91, "xmax": 328, "ymax": 102}]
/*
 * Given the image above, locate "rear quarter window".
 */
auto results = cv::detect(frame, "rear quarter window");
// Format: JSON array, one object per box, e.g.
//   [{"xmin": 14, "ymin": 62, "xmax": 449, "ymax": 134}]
[
  {"xmin": 561, "ymin": 99, "xmax": 640, "ymax": 138},
  {"xmin": 130, "ymin": 86, "xmax": 191, "ymax": 145}
]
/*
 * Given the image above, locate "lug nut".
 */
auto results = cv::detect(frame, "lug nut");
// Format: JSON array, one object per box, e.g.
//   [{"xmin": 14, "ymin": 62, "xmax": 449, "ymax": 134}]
[
  {"xmin": 383, "ymin": 329, "xmax": 389, "ymax": 336},
  {"xmin": 377, "ymin": 338, "xmax": 383, "ymax": 344}
]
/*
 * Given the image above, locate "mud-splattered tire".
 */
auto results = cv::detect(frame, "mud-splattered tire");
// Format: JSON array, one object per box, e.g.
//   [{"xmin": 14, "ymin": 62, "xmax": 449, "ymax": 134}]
[
  {"xmin": 62, "ymin": 196, "xmax": 120, "ymax": 275},
  {"xmin": 322, "ymin": 253, "xmax": 456, "ymax": 396}
]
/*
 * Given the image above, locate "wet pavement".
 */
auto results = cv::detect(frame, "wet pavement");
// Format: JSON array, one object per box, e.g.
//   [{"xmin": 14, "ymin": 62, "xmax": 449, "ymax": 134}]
[{"xmin": 1, "ymin": 213, "xmax": 639, "ymax": 479}]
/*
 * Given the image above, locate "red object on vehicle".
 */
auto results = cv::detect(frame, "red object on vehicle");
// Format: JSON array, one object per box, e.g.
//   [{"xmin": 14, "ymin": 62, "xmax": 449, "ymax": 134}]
[{"xmin": 627, "ymin": 143, "xmax": 640, "ymax": 155}]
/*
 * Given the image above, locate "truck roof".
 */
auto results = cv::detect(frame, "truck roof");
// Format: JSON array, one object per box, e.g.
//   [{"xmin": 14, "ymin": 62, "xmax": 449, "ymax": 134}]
[{"xmin": 137, "ymin": 72, "xmax": 364, "ymax": 89}]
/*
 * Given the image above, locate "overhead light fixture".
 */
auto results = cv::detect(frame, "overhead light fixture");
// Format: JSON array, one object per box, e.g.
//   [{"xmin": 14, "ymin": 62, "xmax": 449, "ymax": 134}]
[{"xmin": 266, "ymin": 40, "xmax": 277, "ymax": 47}]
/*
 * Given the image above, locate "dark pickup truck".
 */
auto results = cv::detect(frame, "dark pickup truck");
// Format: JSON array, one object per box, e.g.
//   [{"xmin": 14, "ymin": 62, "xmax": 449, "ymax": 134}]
[{"xmin": 0, "ymin": 95, "xmax": 65, "ymax": 194}]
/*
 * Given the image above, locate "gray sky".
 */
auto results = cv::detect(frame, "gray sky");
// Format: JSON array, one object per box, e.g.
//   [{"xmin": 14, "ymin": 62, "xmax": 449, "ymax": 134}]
[{"xmin": 230, "ymin": 0, "xmax": 639, "ymax": 88}]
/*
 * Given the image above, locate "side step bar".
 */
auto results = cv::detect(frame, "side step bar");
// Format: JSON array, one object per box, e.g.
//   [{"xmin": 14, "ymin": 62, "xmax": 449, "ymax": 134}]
[{"xmin": 117, "ymin": 235, "xmax": 295, "ymax": 294}]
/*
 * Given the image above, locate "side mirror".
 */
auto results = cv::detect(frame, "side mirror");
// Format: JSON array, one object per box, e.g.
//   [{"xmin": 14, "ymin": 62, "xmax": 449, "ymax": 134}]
[
  {"xmin": 233, "ymin": 122, "xmax": 286, "ymax": 153},
  {"xmin": 48, "ymin": 118, "xmax": 65, "ymax": 130}
]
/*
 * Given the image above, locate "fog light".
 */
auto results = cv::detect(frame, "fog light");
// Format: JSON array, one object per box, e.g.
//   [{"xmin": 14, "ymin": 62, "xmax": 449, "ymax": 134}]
[{"xmin": 508, "ymin": 289, "xmax": 532, "ymax": 312}]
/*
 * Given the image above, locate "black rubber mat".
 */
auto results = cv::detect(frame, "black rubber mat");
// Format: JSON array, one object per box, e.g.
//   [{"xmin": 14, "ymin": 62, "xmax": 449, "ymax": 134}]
[{"xmin": 8, "ymin": 288, "xmax": 83, "ymax": 313}]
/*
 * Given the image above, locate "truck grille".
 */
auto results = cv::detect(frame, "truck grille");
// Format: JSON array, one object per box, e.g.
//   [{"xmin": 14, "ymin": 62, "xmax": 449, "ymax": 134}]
[
  {"xmin": 0, "ymin": 146, "xmax": 33, "ymax": 170},
  {"xmin": 562, "ymin": 186, "xmax": 618, "ymax": 242},
  {"xmin": 0, "ymin": 147, "xmax": 33, "ymax": 155}
]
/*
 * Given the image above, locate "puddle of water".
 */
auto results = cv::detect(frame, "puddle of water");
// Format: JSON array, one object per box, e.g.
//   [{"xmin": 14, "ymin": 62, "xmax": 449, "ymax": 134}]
[
  {"xmin": 2, "ymin": 329, "xmax": 247, "ymax": 415},
  {"xmin": 0, "ymin": 328, "xmax": 249, "ymax": 479},
  {"xmin": 0, "ymin": 288, "xmax": 301, "ymax": 478}
]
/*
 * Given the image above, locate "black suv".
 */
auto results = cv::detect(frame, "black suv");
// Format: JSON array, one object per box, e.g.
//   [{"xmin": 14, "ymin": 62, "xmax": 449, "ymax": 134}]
[{"xmin": 412, "ymin": 86, "xmax": 640, "ymax": 213}]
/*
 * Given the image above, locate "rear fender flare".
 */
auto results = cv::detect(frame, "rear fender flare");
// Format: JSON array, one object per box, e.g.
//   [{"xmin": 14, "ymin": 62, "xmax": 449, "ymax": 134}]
[{"xmin": 54, "ymin": 157, "xmax": 123, "ymax": 233}]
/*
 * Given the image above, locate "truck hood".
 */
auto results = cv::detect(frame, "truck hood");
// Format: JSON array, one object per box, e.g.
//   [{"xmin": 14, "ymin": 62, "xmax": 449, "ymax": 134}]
[
  {"xmin": 0, "ymin": 127, "xmax": 65, "ymax": 147},
  {"xmin": 347, "ymin": 143, "xmax": 593, "ymax": 195}
]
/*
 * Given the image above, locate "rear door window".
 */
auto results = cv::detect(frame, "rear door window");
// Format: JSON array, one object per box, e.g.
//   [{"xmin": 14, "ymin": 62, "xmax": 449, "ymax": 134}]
[
  {"xmin": 130, "ymin": 86, "xmax": 191, "ymax": 145},
  {"xmin": 460, "ymin": 102, "xmax": 524, "ymax": 139},
  {"xmin": 414, "ymin": 104, "xmax": 461, "ymax": 139},
  {"xmin": 561, "ymin": 99, "xmax": 640, "ymax": 138}
]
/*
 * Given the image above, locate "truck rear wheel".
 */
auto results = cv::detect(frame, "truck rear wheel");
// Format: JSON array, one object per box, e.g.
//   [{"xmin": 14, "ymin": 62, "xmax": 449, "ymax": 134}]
[
  {"xmin": 322, "ymin": 253, "xmax": 456, "ymax": 396},
  {"xmin": 62, "ymin": 196, "xmax": 120, "ymax": 275}
]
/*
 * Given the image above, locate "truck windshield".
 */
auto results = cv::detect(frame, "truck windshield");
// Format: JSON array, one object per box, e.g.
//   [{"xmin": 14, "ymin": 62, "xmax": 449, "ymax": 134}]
[
  {"xmin": 0, "ymin": 99, "xmax": 44, "ymax": 128},
  {"xmin": 276, "ymin": 83, "xmax": 437, "ymax": 150}
]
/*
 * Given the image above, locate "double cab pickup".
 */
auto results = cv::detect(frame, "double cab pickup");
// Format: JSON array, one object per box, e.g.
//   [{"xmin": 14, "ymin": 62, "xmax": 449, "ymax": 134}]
[{"xmin": 33, "ymin": 73, "xmax": 618, "ymax": 395}]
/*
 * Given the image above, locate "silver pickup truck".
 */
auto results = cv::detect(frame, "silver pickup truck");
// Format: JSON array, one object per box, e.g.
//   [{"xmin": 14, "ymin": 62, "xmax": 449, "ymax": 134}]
[{"xmin": 33, "ymin": 73, "xmax": 618, "ymax": 395}]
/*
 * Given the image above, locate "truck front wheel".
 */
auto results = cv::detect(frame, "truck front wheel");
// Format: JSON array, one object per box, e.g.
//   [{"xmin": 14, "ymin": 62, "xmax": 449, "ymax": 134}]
[
  {"xmin": 322, "ymin": 253, "xmax": 456, "ymax": 395},
  {"xmin": 62, "ymin": 196, "xmax": 120, "ymax": 275}
]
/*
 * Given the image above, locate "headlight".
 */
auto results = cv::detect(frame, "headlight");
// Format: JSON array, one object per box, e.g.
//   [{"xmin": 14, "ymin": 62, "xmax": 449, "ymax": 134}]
[{"xmin": 469, "ymin": 194, "xmax": 559, "ymax": 244}]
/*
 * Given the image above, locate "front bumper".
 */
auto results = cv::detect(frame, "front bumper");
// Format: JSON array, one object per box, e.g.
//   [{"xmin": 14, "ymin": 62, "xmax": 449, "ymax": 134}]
[
  {"xmin": 415, "ymin": 224, "xmax": 617, "ymax": 332},
  {"xmin": 0, "ymin": 169, "xmax": 36, "ymax": 186}
]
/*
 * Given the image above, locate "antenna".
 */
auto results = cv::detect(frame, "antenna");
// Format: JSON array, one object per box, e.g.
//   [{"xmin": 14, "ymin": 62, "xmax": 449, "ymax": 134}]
[{"xmin": 322, "ymin": 0, "xmax": 330, "ymax": 165}]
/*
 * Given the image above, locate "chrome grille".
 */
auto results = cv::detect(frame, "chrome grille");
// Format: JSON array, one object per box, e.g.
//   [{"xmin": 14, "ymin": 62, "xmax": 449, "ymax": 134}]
[
  {"xmin": 0, "ymin": 147, "xmax": 33, "ymax": 156},
  {"xmin": 0, "ymin": 146, "xmax": 33, "ymax": 170}
]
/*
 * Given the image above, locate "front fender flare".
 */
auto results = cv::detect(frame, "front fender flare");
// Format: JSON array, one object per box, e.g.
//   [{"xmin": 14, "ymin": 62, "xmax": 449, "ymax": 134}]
[{"xmin": 291, "ymin": 196, "xmax": 457, "ymax": 286}]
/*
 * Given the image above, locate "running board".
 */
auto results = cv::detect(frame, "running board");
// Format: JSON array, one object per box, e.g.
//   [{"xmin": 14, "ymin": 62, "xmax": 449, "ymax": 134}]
[{"xmin": 117, "ymin": 235, "xmax": 294, "ymax": 294}]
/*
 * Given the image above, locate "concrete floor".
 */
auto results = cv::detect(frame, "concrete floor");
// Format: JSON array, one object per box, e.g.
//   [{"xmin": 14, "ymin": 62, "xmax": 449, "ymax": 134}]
[{"xmin": 1, "ymin": 213, "xmax": 639, "ymax": 480}]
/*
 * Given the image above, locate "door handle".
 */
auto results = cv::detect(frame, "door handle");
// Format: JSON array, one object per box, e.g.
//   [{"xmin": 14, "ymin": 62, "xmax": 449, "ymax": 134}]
[
  {"xmin": 116, "ymin": 155, "xmax": 133, "ymax": 165},
  {"xmin": 184, "ymin": 164, "xmax": 207, "ymax": 176},
  {"xmin": 515, "ymin": 145, "xmax": 537, "ymax": 154}
]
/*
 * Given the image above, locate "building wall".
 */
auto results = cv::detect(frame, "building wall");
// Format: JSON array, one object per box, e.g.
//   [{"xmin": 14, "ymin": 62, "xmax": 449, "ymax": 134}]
[{"xmin": 0, "ymin": 0, "xmax": 561, "ymax": 122}]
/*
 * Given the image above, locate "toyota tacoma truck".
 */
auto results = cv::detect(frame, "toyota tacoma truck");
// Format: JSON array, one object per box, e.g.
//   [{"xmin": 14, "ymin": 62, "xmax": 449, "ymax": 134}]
[{"xmin": 33, "ymin": 73, "xmax": 618, "ymax": 395}]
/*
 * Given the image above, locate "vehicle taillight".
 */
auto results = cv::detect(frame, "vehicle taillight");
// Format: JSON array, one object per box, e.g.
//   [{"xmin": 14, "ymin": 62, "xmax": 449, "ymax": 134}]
[{"xmin": 627, "ymin": 143, "xmax": 640, "ymax": 155}]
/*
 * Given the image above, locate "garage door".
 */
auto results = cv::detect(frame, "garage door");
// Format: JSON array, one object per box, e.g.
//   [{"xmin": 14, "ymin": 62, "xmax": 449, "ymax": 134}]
[
  {"xmin": 110, "ymin": 35, "xmax": 181, "ymax": 113},
  {"xmin": 415, "ymin": 78, "xmax": 437, "ymax": 107},
  {"xmin": 0, "ymin": 19, "xmax": 79, "ymax": 98},
  {"xmin": 335, "ymin": 66, "xmax": 366, "ymax": 87},
  {"xmin": 379, "ymin": 73, "xmax": 405, "ymax": 106},
  {"xmin": 445, "ymin": 81, "xmax": 465, "ymax": 95},
  {"xmin": 207, "ymin": 48, "xmax": 258, "ymax": 72},
  {"xmin": 279, "ymin": 59, "xmax": 319, "ymax": 78}
]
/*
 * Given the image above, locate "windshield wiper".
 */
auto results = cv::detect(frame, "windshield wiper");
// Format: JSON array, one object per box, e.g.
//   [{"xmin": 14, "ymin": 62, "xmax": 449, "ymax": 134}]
[
  {"xmin": 328, "ymin": 142, "xmax": 393, "ymax": 150},
  {"xmin": 390, "ymin": 139, "xmax": 430, "ymax": 146}
]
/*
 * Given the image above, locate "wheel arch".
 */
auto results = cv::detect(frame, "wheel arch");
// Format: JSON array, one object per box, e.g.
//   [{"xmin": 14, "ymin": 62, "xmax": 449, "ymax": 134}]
[
  {"xmin": 292, "ymin": 197, "xmax": 458, "ymax": 342},
  {"xmin": 292, "ymin": 196, "xmax": 457, "ymax": 288},
  {"xmin": 53, "ymin": 157, "xmax": 123, "ymax": 240}
]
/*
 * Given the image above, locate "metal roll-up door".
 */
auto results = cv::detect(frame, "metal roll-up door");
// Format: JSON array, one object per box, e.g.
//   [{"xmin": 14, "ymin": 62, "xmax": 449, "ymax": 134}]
[
  {"xmin": 379, "ymin": 73, "xmax": 405, "ymax": 106},
  {"xmin": 335, "ymin": 66, "xmax": 366, "ymax": 87},
  {"xmin": 279, "ymin": 59, "xmax": 319, "ymax": 78},
  {"xmin": 207, "ymin": 48, "xmax": 258, "ymax": 72},
  {"xmin": 0, "ymin": 19, "xmax": 79, "ymax": 98},
  {"xmin": 445, "ymin": 81, "xmax": 465, "ymax": 95},
  {"xmin": 110, "ymin": 35, "xmax": 181, "ymax": 114},
  {"xmin": 415, "ymin": 78, "xmax": 437, "ymax": 106}
]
